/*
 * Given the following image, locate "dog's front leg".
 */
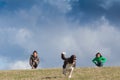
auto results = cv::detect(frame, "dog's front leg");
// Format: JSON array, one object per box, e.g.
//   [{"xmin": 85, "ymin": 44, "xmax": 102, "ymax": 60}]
[{"xmin": 68, "ymin": 67, "xmax": 74, "ymax": 78}]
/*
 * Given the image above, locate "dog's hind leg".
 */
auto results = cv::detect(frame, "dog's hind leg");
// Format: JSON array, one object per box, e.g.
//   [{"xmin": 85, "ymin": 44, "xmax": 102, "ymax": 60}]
[{"xmin": 63, "ymin": 68, "xmax": 66, "ymax": 76}]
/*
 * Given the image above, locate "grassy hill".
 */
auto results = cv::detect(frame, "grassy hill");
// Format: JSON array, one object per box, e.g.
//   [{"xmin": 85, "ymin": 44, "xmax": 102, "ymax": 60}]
[{"xmin": 0, "ymin": 67, "xmax": 120, "ymax": 80}]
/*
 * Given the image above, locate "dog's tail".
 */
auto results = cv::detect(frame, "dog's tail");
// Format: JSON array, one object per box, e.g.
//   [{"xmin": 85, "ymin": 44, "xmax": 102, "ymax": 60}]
[{"xmin": 61, "ymin": 52, "xmax": 67, "ymax": 60}]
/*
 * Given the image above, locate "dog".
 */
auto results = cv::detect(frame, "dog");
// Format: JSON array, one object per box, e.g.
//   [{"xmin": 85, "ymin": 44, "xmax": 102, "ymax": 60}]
[{"xmin": 61, "ymin": 52, "xmax": 76, "ymax": 78}]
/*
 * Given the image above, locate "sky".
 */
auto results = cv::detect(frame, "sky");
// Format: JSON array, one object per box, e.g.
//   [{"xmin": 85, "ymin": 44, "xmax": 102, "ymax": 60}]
[{"xmin": 0, "ymin": 0, "xmax": 120, "ymax": 70}]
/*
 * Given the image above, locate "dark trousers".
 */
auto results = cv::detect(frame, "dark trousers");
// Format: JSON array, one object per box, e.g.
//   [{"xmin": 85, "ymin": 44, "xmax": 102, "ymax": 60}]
[
  {"xmin": 96, "ymin": 62, "xmax": 103, "ymax": 67},
  {"xmin": 32, "ymin": 62, "xmax": 38, "ymax": 69}
]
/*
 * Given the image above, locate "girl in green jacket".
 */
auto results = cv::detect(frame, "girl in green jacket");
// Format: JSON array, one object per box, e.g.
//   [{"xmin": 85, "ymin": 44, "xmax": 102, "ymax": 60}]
[{"xmin": 92, "ymin": 52, "xmax": 106, "ymax": 67}]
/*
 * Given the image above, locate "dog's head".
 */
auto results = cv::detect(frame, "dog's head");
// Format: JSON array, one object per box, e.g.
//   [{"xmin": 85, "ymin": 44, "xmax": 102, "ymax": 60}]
[{"xmin": 70, "ymin": 55, "xmax": 76, "ymax": 63}]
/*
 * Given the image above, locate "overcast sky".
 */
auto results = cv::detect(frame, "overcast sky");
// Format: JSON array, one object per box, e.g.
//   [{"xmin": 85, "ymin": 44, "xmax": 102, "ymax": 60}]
[{"xmin": 0, "ymin": 0, "xmax": 120, "ymax": 70}]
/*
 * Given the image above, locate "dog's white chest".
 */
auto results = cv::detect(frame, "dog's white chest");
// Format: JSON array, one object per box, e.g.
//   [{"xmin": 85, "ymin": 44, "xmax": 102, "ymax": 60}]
[{"xmin": 66, "ymin": 63, "xmax": 74, "ymax": 69}]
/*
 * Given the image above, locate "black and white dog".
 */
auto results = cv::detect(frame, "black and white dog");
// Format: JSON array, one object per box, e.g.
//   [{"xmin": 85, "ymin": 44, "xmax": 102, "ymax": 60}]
[{"xmin": 61, "ymin": 52, "xmax": 76, "ymax": 78}]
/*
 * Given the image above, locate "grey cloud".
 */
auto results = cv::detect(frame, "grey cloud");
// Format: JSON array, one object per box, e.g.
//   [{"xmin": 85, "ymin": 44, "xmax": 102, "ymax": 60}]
[{"xmin": 1, "ymin": 17, "xmax": 120, "ymax": 69}]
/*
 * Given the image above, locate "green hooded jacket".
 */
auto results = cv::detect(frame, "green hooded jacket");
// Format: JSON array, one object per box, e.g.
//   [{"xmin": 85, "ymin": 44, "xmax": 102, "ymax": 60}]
[{"xmin": 92, "ymin": 56, "xmax": 106, "ymax": 64}]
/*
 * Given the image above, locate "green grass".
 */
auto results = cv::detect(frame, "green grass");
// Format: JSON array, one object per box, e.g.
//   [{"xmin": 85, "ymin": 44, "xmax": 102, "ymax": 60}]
[{"xmin": 0, "ymin": 67, "xmax": 120, "ymax": 80}]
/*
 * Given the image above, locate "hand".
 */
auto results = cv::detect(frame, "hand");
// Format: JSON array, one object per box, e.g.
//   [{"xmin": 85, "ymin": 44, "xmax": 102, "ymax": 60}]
[
  {"xmin": 34, "ymin": 60, "xmax": 37, "ymax": 63},
  {"xmin": 94, "ymin": 62, "xmax": 97, "ymax": 65}
]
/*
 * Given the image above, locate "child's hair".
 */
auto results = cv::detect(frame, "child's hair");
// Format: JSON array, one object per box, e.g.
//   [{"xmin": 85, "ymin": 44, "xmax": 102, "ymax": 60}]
[
  {"xmin": 96, "ymin": 52, "xmax": 102, "ymax": 57},
  {"xmin": 33, "ymin": 50, "xmax": 38, "ymax": 54}
]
